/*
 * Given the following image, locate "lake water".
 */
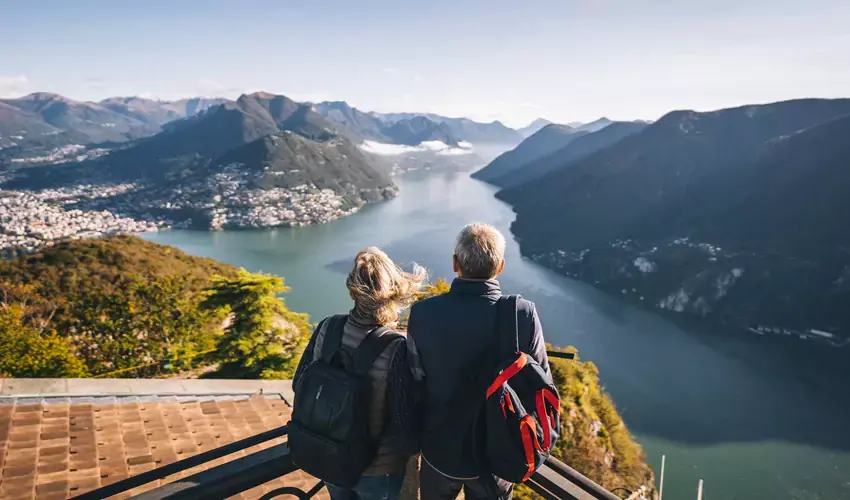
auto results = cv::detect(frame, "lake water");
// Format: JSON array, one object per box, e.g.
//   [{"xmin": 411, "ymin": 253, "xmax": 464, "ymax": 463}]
[{"xmin": 144, "ymin": 166, "xmax": 850, "ymax": 500}]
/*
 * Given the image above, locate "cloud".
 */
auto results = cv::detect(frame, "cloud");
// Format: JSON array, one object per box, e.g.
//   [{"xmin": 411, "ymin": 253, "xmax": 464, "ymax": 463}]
[
  {"xmin": 85, "ymin": 76, "xmax": 108, "ymax": 87},
  {"xmin": 0, "ymin": 75, "xmax": 29, "ymax": 97},
  {"xmin": 382, "ymin": 68, "xmax": 397, "ymax": 74},
  {"xmin": 359, "ymin": 140, "xmax": 475, "ymax": 156}
]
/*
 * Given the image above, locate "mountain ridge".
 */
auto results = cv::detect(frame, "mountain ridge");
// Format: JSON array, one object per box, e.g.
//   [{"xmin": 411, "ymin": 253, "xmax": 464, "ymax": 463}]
[
  {"xmin": 500, "ymin": 98, "xmax": 850, "ymax": 339},
  {"xmin": 482, "ymin": 121, "xmax": 648, "ymax": 188},
  {"xmin": 312, "ymin": 100, "xmax": 463, "ymax": 146},
  {"xmin": 472, "ymin": 124, "xmax": 588, "ymax": 183},
  {"xmin": 517, "ymin": 118, "xmax": 556, "ymax": 137}
]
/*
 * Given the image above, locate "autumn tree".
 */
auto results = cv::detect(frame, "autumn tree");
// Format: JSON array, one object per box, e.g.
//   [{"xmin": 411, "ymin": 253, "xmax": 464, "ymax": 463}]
[
  {"xmin": 0, "ymin": 305, "xmax": 87, "ymax": 378},
  {"xmin": 201, "ymin": 269, "xmax": 310, "ymax": 379}
]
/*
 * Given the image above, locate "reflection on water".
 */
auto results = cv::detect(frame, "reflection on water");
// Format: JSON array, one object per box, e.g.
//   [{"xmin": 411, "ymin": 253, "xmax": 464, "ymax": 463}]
[{"xmin": 145, "ymin": 167, "xmax": 850, "ymax": 500}]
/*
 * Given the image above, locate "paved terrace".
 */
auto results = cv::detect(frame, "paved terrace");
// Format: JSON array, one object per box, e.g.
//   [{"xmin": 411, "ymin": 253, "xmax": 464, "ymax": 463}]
[{"xmin": 0, "ymin": 378, "xmax": 321, "ymax": 500}]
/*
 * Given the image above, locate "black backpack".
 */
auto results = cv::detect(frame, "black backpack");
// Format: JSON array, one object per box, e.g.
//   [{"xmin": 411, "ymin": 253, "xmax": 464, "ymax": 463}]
[
  {"xmin": 289, "ymin": 314, "xmax": 403, "ymax": 488},
  {"xmin": 476, "ymin": 295, "xmax": 561, "ymax": 484}
]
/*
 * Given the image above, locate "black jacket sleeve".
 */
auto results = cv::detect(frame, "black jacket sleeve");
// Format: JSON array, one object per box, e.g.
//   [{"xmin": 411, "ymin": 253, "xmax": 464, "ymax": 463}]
[
  {"xmin": 384, "ymin": 340, "xmax": 419, "ymax": 455},
  {"xmin": 526, "ymin": 303, "xmax": 551, "ymax": 377}
]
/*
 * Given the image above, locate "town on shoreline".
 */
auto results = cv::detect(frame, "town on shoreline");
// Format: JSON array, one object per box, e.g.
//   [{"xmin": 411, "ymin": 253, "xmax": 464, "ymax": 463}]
[{"xmin": 0, "ymin": 178, "xmax": 364, "ymax": 257}]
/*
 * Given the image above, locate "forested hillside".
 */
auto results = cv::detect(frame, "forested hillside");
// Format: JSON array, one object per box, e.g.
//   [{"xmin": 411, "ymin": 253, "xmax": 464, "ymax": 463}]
[{"xmin": 0, "ymin": 236, "xmax": 311, "ymax": 378}]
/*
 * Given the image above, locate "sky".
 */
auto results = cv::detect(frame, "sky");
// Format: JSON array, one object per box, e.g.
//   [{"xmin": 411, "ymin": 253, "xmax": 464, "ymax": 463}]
[{"xmin": 1, "ymin": 0, "xmax": 849, "ymax": 128}]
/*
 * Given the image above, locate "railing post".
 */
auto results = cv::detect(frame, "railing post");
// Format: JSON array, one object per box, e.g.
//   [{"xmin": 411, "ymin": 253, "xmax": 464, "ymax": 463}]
[
  {"xmin": 697, "ymin": 479, "xmax": 704, "ymax": 500},
  {"xmin": 658, "ymin": 454, "xmax": 666, "ymax": 500}
]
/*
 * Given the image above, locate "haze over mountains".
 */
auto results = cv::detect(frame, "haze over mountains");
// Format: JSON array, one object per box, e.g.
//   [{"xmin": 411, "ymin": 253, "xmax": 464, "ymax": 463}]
[{"xmin": 480, "ymin": 98, "xmax": 850, "ymax": 340}]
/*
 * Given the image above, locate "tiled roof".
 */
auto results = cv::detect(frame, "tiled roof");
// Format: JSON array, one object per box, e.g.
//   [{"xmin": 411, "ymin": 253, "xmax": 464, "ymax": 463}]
[{"xmin": 0, "ymin": 380, "xmax": 328, "ymax": 500}]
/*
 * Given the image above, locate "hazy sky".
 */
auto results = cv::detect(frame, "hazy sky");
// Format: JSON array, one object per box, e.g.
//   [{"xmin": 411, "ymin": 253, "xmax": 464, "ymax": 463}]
[{"xmin": 1, "ymin": 0, "xmax": 848, "ymax": 127}]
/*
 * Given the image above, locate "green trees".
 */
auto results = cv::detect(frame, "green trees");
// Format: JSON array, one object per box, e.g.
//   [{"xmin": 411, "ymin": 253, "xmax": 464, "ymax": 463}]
[
  {"xmin": 0, "ymin": 305, "xmax": 87, "ymax": 378},
  {"xmin": 201, "ymin": 269, "xmax": 311, "ymax": 379},
  {"xmin": 0, "ymin": 236, "xmax": 311, "ymax": 380},
  {"xmin": 530, "ymin": 346, "xmax": 654, "ymax": 497},
  {"xmin": 67, "ymin": 276, "xmax": 219, "ymax": 377}
]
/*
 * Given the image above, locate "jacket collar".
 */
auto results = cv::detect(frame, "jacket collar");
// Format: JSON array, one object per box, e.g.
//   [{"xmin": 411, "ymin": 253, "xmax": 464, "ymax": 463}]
[
  {"xmin": 450, "ymin": 278, "xmax": 502, "ymax": 297},
  {"xmin": 348, "ymin": 308, "xmax": 381, "ymax": 328}
]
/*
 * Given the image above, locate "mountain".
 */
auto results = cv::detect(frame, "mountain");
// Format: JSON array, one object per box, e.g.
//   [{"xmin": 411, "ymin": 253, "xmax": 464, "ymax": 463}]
[
  {"xmin": 98, "ymin": 97, "xmax": 183, "ymax": 127},
  {"xmin": 170, "ymin": 97, "xmax": 230, "ymax": 117},
  {"xmin": 92, "ymin": 92, "xmax": 343, "ymax": 179},
  {"xmin": 374, "ymin": 111, "xmax": 522, "ymax": 144},
  {"xmin": 500, "ymin": 98, "xmax": 850, "ymax": 339},
  {"xmin": 0, "ymin": 101, "xmax": 68, "ymax": 149},
  {"xmin": 312, "ymin": 101, "xmax": 462, "ymax": 146},
  {"xmin": 478, "ymin": 121, "xmax": 648, "ymax": 188},
  {"xmin": 0, "ymin": 92, "xmax": 156, "ymax": 145},
  {"xmin": 236, "ymin": 92, "xmax": 336, "ymax": 140},
  {"xmin": 211, "ymin": 131, "xmax": 395, "ymax": 203},
  {"xmin": 312, "ymin": 101, "xmax": 388, "ymax": 142},
  {"xmin": 97, "ymin": 98, "xmax": 281, "ymax": 179},
  {"xmin": 379, "ymin": 116, "xmax": 458, "ymax": 146},
  {"xmin": 98, "ymin": 96, "xmax": 227, "ymax": 127},
  {"xmin": 517, "ymin": 118, "xmax": 555, "ymax": 137},
  {"xmin": 573, "ymin": 117, "xmax": 614, "ymax": 133},
  {"xmin": 471, "ymin": 124, "xmax": 586, "ymax": 183}
]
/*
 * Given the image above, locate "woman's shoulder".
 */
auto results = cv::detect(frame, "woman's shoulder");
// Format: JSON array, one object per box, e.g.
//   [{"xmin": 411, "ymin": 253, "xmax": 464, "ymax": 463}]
[{"xmin": 378, "ymin": 325, "xmax": 407, "ymax": 339}]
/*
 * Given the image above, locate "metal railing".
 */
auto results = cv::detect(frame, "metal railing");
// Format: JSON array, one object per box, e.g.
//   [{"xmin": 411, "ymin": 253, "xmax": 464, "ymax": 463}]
[{"xmin": 73, "ymin": 426, "xmax": 629, "ymax": 500}]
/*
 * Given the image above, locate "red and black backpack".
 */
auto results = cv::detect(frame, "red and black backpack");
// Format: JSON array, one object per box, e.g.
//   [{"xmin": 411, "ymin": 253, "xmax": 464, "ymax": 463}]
[{"xmin": 476, "ymin": 295, "xmax": 561, "ymax": 484}]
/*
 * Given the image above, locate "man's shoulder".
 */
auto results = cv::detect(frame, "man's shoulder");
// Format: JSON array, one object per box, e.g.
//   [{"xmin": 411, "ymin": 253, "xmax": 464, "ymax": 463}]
[
  {"xmin": 509, "ymin": 294, "xmax": 536, "ymax": 314},
  {"xmin": 410, "ymin": 292, "xmax": 452, "ymax": 313}
]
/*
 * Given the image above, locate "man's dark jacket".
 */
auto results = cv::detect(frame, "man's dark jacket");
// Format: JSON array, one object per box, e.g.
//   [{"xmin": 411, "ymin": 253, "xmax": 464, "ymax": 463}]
[{"xmin": 407, "ymin": 278, "xmax": 549, "ymax": 479}]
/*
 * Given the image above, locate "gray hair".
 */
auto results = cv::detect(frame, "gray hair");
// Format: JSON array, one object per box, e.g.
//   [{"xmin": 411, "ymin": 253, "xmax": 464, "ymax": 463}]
[{"xmin": 454, "ymin": 223, "xmax": 506, "ymax": 279}]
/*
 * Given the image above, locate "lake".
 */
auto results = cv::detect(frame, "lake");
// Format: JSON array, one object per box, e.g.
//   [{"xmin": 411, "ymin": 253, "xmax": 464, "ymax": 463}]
[{"xmin": 144, "ymin": 166, "xmax": 850, "ymax": 500}]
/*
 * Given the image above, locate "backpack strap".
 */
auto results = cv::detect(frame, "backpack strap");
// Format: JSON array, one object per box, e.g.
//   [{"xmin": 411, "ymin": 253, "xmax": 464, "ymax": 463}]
[
  {"xmin": 497, "ymin": 295, "xmax": 520, "ymax": 359},
  {"xmin": 319, "ymin": 314, "xmax": 349, "ymax": 363},
  {"xmin": 351, "ymin": 326, "xmax": 404, "ymax": 376}
]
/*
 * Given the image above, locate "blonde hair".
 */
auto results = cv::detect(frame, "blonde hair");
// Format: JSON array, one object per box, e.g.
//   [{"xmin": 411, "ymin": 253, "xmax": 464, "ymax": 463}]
[{"xmin": 346, "ymin": 247, "xmax": 427, "ymax": 325}]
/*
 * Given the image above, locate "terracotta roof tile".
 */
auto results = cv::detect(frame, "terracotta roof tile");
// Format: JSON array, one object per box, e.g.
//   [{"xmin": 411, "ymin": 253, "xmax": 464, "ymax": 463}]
[{"xmin": 0, "ymin": 394, "xmax": 328, "ymax": 500}]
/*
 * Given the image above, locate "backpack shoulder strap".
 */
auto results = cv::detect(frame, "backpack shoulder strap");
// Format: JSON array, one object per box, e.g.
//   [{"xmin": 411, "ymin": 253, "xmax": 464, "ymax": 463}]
[
  {"xmin": 497, "ymin": 295, "xmax": 520, "ymax": 358},
  {"xmin": 319, "ymin": 314, "xmax": 349, "ymax": 363},
  {"xmin": 351, "ymin": 326, "xmax": 404, "ymax": 376}
]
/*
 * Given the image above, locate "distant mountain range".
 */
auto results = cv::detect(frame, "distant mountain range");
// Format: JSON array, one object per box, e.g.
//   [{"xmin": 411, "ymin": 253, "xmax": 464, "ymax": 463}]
[
  {"xmin": 0, "ymin": 93, "xmax": 228, "ymax": 151},
  {"xmin": 573, "ymin": 117, "xmax": 614, "ymax": 133},
  {"xmin": 0, "ymin": 93, "xmax": 156, "ymax": 149},
  {"xmin": 473, "ymin": 121, "xmax": 648, "ymax": 187},
  {"xmin": 98, "ymin": 96, "xmax": 227, "ymax": 128},
  {"xmin": 493, "ymin": 98, "xmax": 850, "ymax": 340},
  {"xmin": 372, "ymin": 111, "xmax": 523, "ymax": 144},
  {"xmin": 312, "ymin": 101, "xmax": 460, "ymax": 146},
  {"xmin": 517, "ymin": 118, "xmax": 554, "ymax": 137},
  {"xmin": 8, "ymin": 92, "xmax": 395, "ymax": 211},
  {"xmin": 472, "ymin": 124, "xmax": 588, "ymax": 183},
  {"xmin": 1, "ymin": 92, "xmax": 631, "ymax": 159}
]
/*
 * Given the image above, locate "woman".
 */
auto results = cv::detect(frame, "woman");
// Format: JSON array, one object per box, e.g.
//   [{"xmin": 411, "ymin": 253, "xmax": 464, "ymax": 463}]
[{"xmin": 293, "ymin": 247, "xmax": 425, "ymax": 500}]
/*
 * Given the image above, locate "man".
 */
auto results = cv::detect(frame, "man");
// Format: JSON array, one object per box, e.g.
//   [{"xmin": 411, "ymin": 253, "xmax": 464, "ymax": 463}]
[{"xmin": 407, "ymin": 223, "xmax": 550, "ymax": 500}]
